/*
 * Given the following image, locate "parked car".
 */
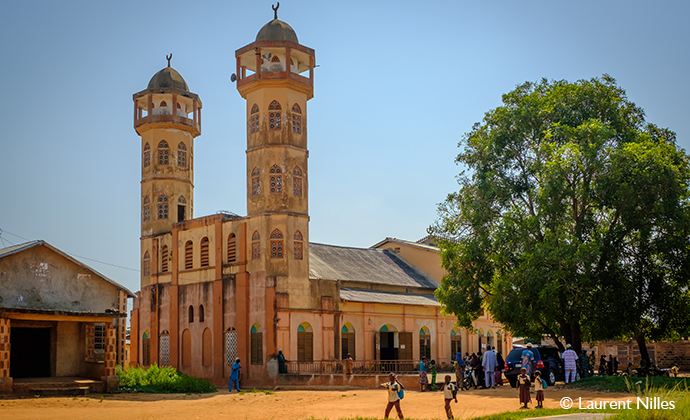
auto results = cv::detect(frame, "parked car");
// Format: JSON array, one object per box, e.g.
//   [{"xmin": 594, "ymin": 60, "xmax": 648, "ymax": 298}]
[{"xmin": 504, "ymin": 345, "xmax": 565, "ymax": 387}]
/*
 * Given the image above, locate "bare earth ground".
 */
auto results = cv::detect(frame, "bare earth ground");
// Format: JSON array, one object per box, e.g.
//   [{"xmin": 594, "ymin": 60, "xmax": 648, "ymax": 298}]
[{"xmin": 0, "ymin": 386, "xmax": 632, "ymax": 420}]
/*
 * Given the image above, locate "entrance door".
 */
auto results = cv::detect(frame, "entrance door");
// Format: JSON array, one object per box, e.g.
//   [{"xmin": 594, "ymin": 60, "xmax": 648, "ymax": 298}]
[{"xmin": 10, "ymin": 327, "xmax": 51, "ymax": 378}]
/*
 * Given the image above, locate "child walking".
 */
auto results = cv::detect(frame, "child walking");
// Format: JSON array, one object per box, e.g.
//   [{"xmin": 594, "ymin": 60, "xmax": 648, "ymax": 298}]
[
  {"xmin": 534, "ymin": 370, "xmax": 545, "ymax": 409},
  {"xmin": 517, "ymin": 367, "xmax": 531, "ymax": 409},
  {"xmin": 440, "ymin": 375, "xmax": 458, "ymax": 419},
  {"xmin": 380, "ymin": 373, "xmax": 405, "ymax": 419}
]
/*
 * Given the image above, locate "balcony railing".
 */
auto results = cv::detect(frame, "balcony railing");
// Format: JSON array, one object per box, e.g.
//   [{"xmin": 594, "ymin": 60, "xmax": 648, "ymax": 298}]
[{"xmin": 281, "ymin": 360, "xmax": 419, "ymax": 375}]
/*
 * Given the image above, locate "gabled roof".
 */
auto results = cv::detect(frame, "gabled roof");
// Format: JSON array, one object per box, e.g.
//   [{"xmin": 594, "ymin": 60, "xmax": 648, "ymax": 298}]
[
  {"xmin": 0, "ymin": 240, "xmax": 135, "ymax": 298},
  {"xmin": 309, "ymin": 242, "xmax": 438, "ymax": 289},
  {"xmin": 370, "ymin": 237, "xmax": 440, "ymax": 252}
]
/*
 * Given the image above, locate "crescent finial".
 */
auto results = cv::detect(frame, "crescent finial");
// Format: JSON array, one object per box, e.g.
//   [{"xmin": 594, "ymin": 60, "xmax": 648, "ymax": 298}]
[
  {"xmin": 272, "ymin": 2, "xmax": 279, "ymax": 20},
  {"xmin": 166, "ymin": 53, "xmax": 172, "ymax": 67}
]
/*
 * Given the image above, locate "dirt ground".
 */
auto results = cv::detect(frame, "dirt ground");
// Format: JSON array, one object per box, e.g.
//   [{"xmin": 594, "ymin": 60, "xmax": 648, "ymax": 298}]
[{"xmin": 0, "ymin": 385, "xmax": 633, "ymax": 420}]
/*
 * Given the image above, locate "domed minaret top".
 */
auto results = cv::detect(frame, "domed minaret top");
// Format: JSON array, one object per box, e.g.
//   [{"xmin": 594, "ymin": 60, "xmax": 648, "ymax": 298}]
[{"xmin": 234, "ymin": 3, "xmax": 315, "ymax": 100}]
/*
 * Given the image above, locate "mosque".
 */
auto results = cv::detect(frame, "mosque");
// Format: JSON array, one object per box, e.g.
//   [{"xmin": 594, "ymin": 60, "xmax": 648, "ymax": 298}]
[{"xmin": 129, "ymin": 6, "xmax": 510, "ymax": 386}]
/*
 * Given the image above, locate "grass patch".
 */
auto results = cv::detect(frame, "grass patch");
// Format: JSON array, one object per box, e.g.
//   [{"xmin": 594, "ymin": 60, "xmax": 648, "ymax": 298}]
[
  {"xmin": 565, "ymin": 375, "xmax": 690, "ymax": 393},
  {"xmin": 116, "ymin": 364, "xmax": 217, "ymax": 394}
]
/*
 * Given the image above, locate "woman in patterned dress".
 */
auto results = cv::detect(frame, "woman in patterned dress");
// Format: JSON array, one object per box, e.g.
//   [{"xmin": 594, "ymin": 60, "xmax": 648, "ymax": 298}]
[{"xmin": 419, "ymin": 357, "xmax": 428, "ymax": 391}]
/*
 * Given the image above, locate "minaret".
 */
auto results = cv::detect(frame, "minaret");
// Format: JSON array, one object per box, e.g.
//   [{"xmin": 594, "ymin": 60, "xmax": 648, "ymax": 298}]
[
  {"xmin": 234, "ymin": 4, "xmax": 315, "ymax": 298},
  {"xmin": 133, "ymin": 55, "xmax": 201, "ymax": 239}
]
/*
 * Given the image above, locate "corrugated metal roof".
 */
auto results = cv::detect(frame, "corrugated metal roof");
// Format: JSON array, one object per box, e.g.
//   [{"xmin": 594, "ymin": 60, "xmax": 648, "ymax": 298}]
[
  {"xmin": 340, "ymin": 288, "xmax": 440, "ymax": 307},
  {"xmin": 0, "ymin": 240, "xmax": 136, "ymax": 297},
  {"xmin": 309, "ymin": 242, "xmax": 438, "ymax": 289},
  {"xmin": 370, "ymin": 237, "xmax": 440, "ymax": 252}
]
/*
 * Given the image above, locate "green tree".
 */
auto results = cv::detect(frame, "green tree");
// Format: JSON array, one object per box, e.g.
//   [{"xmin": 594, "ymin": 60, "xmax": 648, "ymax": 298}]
[{"xmin": 431, "ymin": 75, "xmax": 690, "ymax": 359}]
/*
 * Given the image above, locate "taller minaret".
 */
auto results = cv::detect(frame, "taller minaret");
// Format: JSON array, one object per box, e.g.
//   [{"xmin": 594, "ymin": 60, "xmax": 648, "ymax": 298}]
[
  {"xmin": 234, "ymin": 5, "xmax": 315, "ymax": 305},
  {"xmin": 133, "ymin": 56, "xmax": 202, "ymax": 239}
]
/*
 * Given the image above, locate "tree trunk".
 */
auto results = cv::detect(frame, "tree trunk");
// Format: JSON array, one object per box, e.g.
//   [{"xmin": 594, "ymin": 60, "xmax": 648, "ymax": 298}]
[
  {"xmin": 571, "ymin": 323, "xmax": 583, "ymax": 353},
  {"xmin": 549, "ymin": 333, "xmax": 565, "ymax": 352},
  {"xmin": 561, "ymin": 323, "xmax": 573, "ymax": 350},
  {"xmin": 633, "ymin": 331, "xmax": 651, "ymax": 366}
]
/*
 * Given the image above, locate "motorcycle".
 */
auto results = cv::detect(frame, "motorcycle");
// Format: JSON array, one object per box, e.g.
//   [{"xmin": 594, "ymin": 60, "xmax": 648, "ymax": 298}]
[{"xmin": 463, "ymin": 366, "xmax": 480, "ymax": 390}]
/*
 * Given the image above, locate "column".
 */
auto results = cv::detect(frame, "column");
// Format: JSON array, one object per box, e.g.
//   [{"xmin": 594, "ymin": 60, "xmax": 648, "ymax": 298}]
[{"xmin": 0, "ymin": 318, "xmax": 11, "ymax": 393}]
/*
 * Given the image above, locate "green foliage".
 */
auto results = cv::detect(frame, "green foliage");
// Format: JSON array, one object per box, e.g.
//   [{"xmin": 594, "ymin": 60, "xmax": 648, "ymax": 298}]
[
  {"xmin": 430, "ymin": 75, "xmax": 690, "ymax": 352},
  {"xmin": 566, "ymin": 375, "xmax": 690, "ymax": 393},
  {"xmin": 116, "ymin": 364, "xmax": 217, "ymax": 394}
]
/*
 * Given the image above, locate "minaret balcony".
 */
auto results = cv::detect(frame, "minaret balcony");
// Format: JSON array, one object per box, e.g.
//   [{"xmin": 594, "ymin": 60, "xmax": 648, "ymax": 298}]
[{"xmin": 134, "ymin": 114, "xmax": 200, "ymax": 136}]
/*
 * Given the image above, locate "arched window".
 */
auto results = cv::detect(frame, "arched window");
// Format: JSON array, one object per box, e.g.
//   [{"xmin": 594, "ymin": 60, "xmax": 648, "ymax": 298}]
[
  {"xmin": 293, "ymin": 166, "xmax": 302, "ymax": 197},
  {"xmin": 294, "ymin": 230, "xmax": 303, "ymax": 260},
  {"xmin": 143, "ymin": 143, "xmax": 151, "ymax": 167},
  {"xmin": 486, "ymin": 330, "xmax": 494, "ymax": 349},
  {"xmin": 477, "ymin": 329, "xmax": 483, "ymax": 353},
  {"xmin": 269, "ymin": 165, "xmax": 282, "ymax": 193},
  {"xmin": 496, "ymin": 332, "xmax": 503, "ymax": 354},
  {"xmin": 143, "ymin": 251, "xmax": 151, "ymax": 276},
  {"xmin": 158, "ymin": 140, "xmax": 169, "ymax": 165},
  {"xmin": 199, "ymin": 305, "xmax": 205, "ymax": 322},
  {"xmin": 297, "ymin": 322, "xmax": 313, "ymax": 362},
  {"xmin": 161, "ymin": 245, "xmax": 169, "ymax": 273},
  {"xmin": 251, "ymin": 167, "xmax": 260, "ymax": 196},
  {"xmin": 188, "ymin": 305, "xmax": 194, "ymax": 323},
  {"xmin": 177, "ymin": 196, "xmax": 186, "ymax": 223},
  {"xmin": 252, "ymin": 231, "xmax": 260, "ymax": 260},
  {"xmin": 142, "ymin": 331, "xmax": 151, "ymax": 366},
  {"xmin": 250, "ymin": 104, "xmax": 260, "ymax": 133},
  {"xmin": 341, "ymin": 322, "xmax": 356, "ymax": 360},
  {"xmin": 420, "ymin": 326, "xmax": 431, "ymax": 361},
  {"xmin": 250, "ymin": 323, "xmax": 263, "ymax": 365},
  {"xmin": 143, "ymin": 196, "xmax": 150, "ymax": 222},
  {"xmin": 160, "ymin": 101, "xmax": 167, "ymax": 107},
  {"xmin": 227, "ymin": 233, "xmax": 237, "ymax": 264},
  {"xmin": 292, "ymin": 103, "xmax": 302, "ymax": 134},
  {"xmin": 268, "ymin": 100, "xmax": 281, "ymax": 130},
  {"xmin": 270, "ymin": 229, "xmax": 283, "ymax": 258},
  {"xmin": 177, "ymin": 142, "xmax": 187, "ymax": 168},
  {"xmin": 181, "ymin": 329, "xmax": 191, "ymax": 366},
  {"xmin": 185, "ymin": 240, "xmax": 193, "ymax": 269},
  {"xmin": 202, "ymin": 328, "xmax": 212, "ymax": 366},
  {"xmin": 157, "ymin": 194, "xmax": 168, "ymax": 220},
  {"xmin": 271, "ymin": 55, "xmax": 280, "ymax": 63},
  {"xmin": 451, "ymin": 329, "xmax": 462, "ymax": 359},
  {"xmin": 200, "ymin": 237, "xmax": 210, "ymax": 267}
]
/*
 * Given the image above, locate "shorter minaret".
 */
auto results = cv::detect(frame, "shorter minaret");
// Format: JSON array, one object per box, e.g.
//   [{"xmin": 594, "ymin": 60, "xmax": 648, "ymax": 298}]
[{"xmin": 133, "ymin": 55, "xmax": 202, "ymax": 238}]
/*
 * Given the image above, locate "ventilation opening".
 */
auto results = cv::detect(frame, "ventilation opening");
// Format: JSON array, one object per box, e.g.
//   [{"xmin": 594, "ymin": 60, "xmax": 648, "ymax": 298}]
[{"xmin": 178, "ymin": 205, "xmax": 185, "ymax": 222}]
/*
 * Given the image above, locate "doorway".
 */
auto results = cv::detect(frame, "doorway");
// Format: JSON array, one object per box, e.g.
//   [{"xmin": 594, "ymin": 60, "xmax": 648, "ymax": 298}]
[{"xmin": 10, "ymin": 327, "xmax": 51, "ymax": 378}]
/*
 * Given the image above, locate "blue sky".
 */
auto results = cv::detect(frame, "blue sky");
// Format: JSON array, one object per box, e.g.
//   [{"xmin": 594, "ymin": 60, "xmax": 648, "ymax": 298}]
[{"xmin": 1, "ymin": 1, "xmax": 689, "ymax": 294}]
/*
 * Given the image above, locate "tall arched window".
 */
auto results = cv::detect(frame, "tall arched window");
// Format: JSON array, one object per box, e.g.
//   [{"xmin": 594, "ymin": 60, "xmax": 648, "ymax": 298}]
[
  {"xmin": 185, "ymin": 240, "xmax": 193, "ymax": 269},
  {"xmin": 177, "ymin": 196, "xmax": 186, "ymax": 223},
  {"xmin": 341, "ymin": 322, "xmax": 355, "ymax": 360},
  {"xmin": 143, "ymin": 196, "xmax": 150, "ymax": 222},
  {"xmin": 158, "ymin": 140, "xmax": 169, "ymax": 165},
  {"xmin": 188, "ymin": 305, "xmax": 194, "ymax": 323},
  {"xmin": 269, "ymin": 165, "xmax": 282, "ymax": 193},
  {"xmin": 297, "ymin": 322, "xmax": 313, "ymax": 362},
  {"xmin": 181, "ymin": 329, "xmax": 191, "ymax": 366},
  {"xmin": 161, "ymin": 245, "xmax": 169, "ymax": 273},
  {"xmin": 199, "ymin": 305, "xmax": 205, "ymax": 322},
  {"xmin": 420, "ymin": 326, "xmax": 431, "ymax": 360},
  {"xmin": 293, "ymin": 166, "xmax": 302, "ymax": 196},
  {"xmin": 202, "ymin": 327, "xmax": 212, "ymax": 366},
  {"xmin": 250, "ymin": 323, "xmax": 263, "ymax": 365},
  {"xmin": 268, "ymin": 100, "xmax": 281, "ymax": 130},
  {"xmin": 143, "ymin": 251, "xmax": 151, "ymax": 276},
  {"xmin": 252, "ymin": 231, "xmax": 260, "ymax": 260},
  {"xmin": 250, "ymin": 104, "xmax": 259, "ymax": 133},
  {"xmin": 251, "ymin": 167, "xmax": 260, "ymax": 196},
  {"xmin": 157, "ymin": 194, "xmax": 168, "ymax": 220},
  {"xmin": 177, "ymin": 142, "xmax": 187, "ymax": 168},
  {"xmin": 270, "ymin": 229, "xmax": 283, "ymax": 258},
  {"xmin": 227, "ymin": 233, "xmax": 237, "ymax": 264},
  {"xmin": 200, "ymin": 237, "xmax": 210, "ymax": 267},
  {"xmin": 294, "ymin": 231, "xmax": 303, "ymax": 260},
  {"xmin": 451, "ymin": 329, "xmax": 462, "ymax": 359},
  {"xmin": 477, "ymin": 329, "xmax": 483, "ymax": 353},
  {"xmin": 292, "ymin": 103, "xmax": 301, "ymax": 134},
  {"xmin": 143, "ymin": 143, "xmax": 151, "ymax": 167}
]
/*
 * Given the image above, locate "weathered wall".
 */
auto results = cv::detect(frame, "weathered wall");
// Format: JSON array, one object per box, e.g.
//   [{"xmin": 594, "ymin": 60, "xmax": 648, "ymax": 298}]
[
  {"xmin": 0, "ymin": 245, "xmax": 118, "ymax": 313},
  {"xmin": 55, "ymin": 321, "xmax": 83, "ymax": 376}
]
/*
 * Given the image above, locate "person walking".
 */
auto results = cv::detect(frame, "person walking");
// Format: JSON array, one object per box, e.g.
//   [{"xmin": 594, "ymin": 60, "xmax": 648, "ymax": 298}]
[
  {"xmin": 230, "ymin": 357, "xmax": 242, "ymax": 392},
  {"xmin": 562, "ymin": 344, "xmax": 578, "ymax": 384},
  {"xmin": 482, "ymin": 346, "xmax": 498, "ymax": 388},
  {"xmin": 578, "ymin": 349, "xmax": 589, "ymax": 379},
  {"xmin": 534, "ymin": 371, "xmax": 546, "ymax": 409},
  {"xmin": 440, "ymin": 375, "xmax": 458, "ymax": 419},
  {"xmin": 380, "ymin": 373, "xmax": 404, "ymax": 419},
  {"xmin": 521, "ymin": 344, "xmax": 535, "ymax": 378},
  {"xmin": 419, "ymin": 357, "xmax": 428, "ymax": 392},
  {"xmin": 277, "ymin": 349, "xmax": 287, "ymax": 374},
  {"xmin": 598, "ymin": 355, "xmax": 607, "ymax": 375}
]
